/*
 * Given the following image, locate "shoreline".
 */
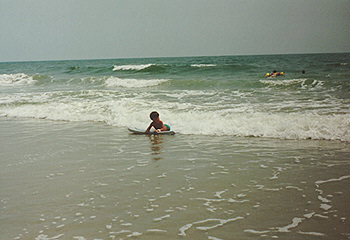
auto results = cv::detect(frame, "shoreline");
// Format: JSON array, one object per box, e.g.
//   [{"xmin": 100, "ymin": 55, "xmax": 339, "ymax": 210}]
[
  {"xmin": 1, "ymin": 117, "xmax": 349, "ymax": 239},
  {"xmin": 1, "ymin": 115, "xmax": 348, "ymax": 143}
]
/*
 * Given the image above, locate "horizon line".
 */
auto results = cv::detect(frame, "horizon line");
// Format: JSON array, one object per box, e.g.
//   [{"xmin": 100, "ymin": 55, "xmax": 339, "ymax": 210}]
[{"xmin": 1, "ymin": 51, "xmax": 349, "ymax": 64}]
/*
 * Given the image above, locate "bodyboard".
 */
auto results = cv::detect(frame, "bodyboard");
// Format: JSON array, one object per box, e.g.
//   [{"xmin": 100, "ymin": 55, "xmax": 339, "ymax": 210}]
[{"xmin": 128, "ymin": 128, "xmax": 175, "ymax": 135}]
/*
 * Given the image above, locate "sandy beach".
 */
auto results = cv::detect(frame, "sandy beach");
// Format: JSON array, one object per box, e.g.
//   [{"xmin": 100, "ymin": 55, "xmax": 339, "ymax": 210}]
[{"xmin": 1, "ymin": 117, "xmax": 349, "ymax": 239}]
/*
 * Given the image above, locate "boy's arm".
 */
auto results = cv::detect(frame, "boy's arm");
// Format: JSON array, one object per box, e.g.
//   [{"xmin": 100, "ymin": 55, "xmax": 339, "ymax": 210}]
[{"xmin": 145, "ymin": 123, "xmax": 153, "ymax": 133}]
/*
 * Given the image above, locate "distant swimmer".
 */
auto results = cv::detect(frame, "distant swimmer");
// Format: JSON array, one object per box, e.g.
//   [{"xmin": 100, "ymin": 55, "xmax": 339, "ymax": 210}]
[{"xmin": 265, "ymin": 70, "xmax": 284, "ymax": 77}]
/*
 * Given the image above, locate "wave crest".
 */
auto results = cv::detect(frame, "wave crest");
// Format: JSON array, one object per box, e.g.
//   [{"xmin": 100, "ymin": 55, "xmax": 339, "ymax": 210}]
[
  {"xmin": 260, "ymin": 79, "xmax": 324, "ymax": 89},
  {"xmin": 191, "ymin": 64, "xmax": 217, "ymax": 67},
  {"xmin": 1, "ymin": 95, "xmax": 348, "ymax": 142},
  {"xmin": 0, "ymin": 73, "xmax": 37, "ymax": 86},
  {"xmin": 105, "ymin": 77, "xmax": 168, "ymax": 88},
  {"xmin": 113, "ymin": 64, "xmax": 154, "ymax": 71}
]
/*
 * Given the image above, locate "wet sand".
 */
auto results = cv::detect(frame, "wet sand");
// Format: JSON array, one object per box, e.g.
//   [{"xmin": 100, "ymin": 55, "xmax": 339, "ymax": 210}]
[{"xmin": 1, "ymin": 117, "xmax": 349, "ymax": 239}]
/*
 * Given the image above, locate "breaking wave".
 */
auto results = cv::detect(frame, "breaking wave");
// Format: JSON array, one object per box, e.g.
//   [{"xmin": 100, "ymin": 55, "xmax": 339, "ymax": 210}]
[
  {"xmin": 0, "ymin": 91, "xmax": 348, "ymax": 142},
  {"xmin": 113, "ymin": 64, "xmax": 155, "ymax": 71},
  {"xmin": 260, "ymin": 78, "xmax": 324, "ymax": 89},
  {"xmin": 105, "ymin": 77, "xmax": 169, "ymax": 88},
  {"xmin": 0, "ymin": 73, "xmax": 38, "ymax": 86}
]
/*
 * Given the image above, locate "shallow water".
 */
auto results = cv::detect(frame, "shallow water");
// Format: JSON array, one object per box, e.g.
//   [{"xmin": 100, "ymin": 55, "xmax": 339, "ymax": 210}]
[{"xmin": 1, "ymin": 117, "xmax": 349, "ymax": 239}]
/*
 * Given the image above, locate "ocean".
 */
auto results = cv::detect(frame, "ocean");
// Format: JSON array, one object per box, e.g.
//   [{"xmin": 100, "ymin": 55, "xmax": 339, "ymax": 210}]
[
  {"xmin": 1, "ymin": 53, "xmax": 349, "ymax": 239},
  {"xmin": 0, "ymin": 53, "xmax": 349, "ymax": 141}
]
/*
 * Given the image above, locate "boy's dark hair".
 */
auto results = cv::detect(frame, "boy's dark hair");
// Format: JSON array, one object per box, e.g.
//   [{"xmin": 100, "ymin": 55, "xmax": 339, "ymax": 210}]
[{"xmin": 150, "ymin": 111, "xmax": 159, "ymax": 120}]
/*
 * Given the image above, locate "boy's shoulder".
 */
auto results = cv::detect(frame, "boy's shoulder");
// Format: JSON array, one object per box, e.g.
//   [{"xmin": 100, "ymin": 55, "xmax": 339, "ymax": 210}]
[{"xmin": 152, "ymin": 120, "xmax": 163, "ymax": 127}]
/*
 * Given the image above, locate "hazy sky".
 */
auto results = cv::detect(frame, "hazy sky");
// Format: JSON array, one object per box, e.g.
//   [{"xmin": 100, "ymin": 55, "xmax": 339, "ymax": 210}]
[{"xmin": 1, "ymin": 0, "xmax": 349, "ymax": 62}]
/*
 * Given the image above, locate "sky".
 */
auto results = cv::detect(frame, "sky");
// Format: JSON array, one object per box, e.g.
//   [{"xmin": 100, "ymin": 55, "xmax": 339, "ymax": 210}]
[{"xmin": 1, "ymin": 0, "xmax": 349, "ymax": 62}]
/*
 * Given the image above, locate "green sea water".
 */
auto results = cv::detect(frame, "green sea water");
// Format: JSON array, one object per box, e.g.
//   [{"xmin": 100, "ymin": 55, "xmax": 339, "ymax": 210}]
[
  {"xmin": 1, "ymin": 53, "xmax": 349, "ymax": 141},
  {"xmin": 0, "ymin": 53, "xmax": 349, "ymax": 239}
]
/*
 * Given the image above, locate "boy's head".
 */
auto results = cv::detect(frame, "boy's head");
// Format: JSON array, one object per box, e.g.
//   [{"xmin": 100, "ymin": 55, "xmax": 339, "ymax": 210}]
[{"xmin": 150, "ymin": 111, "xmax": 159, "ymax": 120}]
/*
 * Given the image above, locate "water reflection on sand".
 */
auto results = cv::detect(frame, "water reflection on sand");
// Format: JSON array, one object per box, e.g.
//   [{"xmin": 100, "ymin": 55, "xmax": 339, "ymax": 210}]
[{"xmin": 1, "ymin": 118, "xmax": 349, "ymax": 239}]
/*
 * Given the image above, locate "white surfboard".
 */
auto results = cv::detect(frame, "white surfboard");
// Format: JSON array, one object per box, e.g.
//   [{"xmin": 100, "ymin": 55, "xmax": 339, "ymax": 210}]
[{"xmin": 128, "ymin": 128, "xmax": 175, "ymax": 135}]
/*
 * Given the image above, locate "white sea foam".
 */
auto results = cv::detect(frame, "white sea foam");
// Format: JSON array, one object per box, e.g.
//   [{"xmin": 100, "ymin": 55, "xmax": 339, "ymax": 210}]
[
  {"xmin": 208, "ymin": 236, "xmax": 223, "ymax": 240},
  {"xmin": 153, "ymin": 214, "xmax": 170, "ymax": 221},
  {"xmin": 1, "ymin": 90, "xmax": 348, "ymax": 141},
  {"xmin": 318, "ymin": 195, "xmax": 331, "ymax": 203},
  {"xmin": 260, "ymin": 78, "xmax": 323, "ymax": 89},
  {"xmin": 320, "ymin": 204, "xmax": 332, "ymax": 210},
  {"xmin": 260, "ymin": 78, "xmax": 307, "ymax": 85},
  {"xmin": 179, "ymin": 217, "xmax": 244, "ymax": 236},
  {"xmin": 35, "ymin": 234, "xmax": 66, "ymax": 240},
  {"xmin": 244, "ymin": 229, "xmax": 270, "ymax": 234},
  {"xmin": 126, "ymin": 232, "xmax": 142, "ymax": 237},
  {"xmin": 146, "ymin": 229, "xmax": 167, "ymax": 233},
  {"xmin": 277, "ymin": 217, "xmax": 304, "ymax": 232},
  {"xmin": 168, "ymin": 111, "xmax": 350, "ymax": 141},
  {"xmin": 215, "ymin": 190, "xmax": 227, "ymax": 198},
  {"xmin": 0, "ymin": 73, "xmax": 37, "ymax": 86},
  {"xmin": 113, "ymin": 64, "xmax": 154, "ymax": 71},
  {"xmin": 72, "ymin": 237, "xmax": 86, "ymax": 240},
  {"xmin": 297, "ymin": 231, "xmax": 325, "ymax": 236},
  {"xmin": 315, "ymin": 175, "xmax": 350, "ymax": 185},
  {"xmin": 105, "ymin": 77, "xmax": 168, "ymax": 88},
  {"xmin": 191, "ymin": 64, "xmax": 217, "ymax": 67}
]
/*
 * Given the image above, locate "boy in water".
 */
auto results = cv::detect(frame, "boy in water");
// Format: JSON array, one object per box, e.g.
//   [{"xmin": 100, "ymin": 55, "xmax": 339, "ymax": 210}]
[{"xmin": 145, "ymin": 111, "xmax": 170, "ymax": 133}]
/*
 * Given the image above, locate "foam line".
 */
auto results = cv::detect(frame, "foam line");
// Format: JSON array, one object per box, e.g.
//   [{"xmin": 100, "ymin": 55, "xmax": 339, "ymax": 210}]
[
  {"xmin": 178, "ymin": 217, "xmax": 244, "ymax": 236},
  {"xmin": 315, "ymin": 175, "xmax": 350, "ymax": 186},
  {"xmin": 277, "ymin": 217, "xmax": 304, "ymax": 232}
]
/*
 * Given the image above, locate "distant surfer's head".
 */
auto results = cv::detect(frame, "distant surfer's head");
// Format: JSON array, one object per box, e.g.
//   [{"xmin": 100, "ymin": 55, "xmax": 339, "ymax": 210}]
[{"xmin": 150, "ymin": 111, "xmax": 159, "ymax": 120}]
